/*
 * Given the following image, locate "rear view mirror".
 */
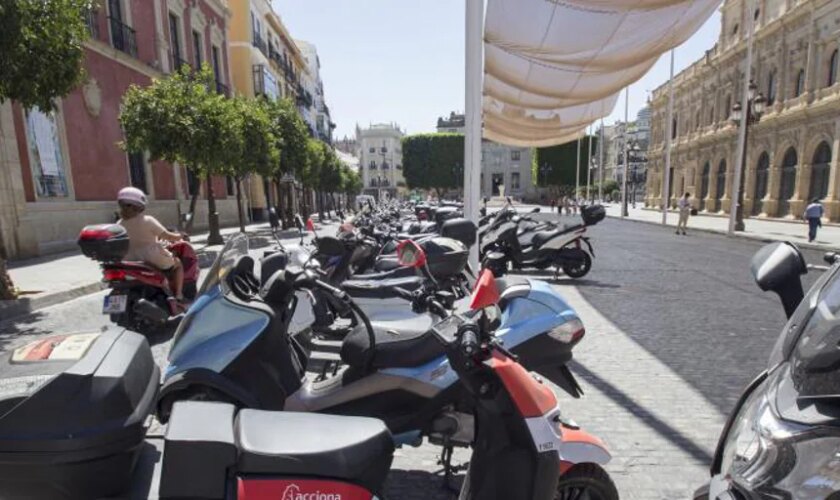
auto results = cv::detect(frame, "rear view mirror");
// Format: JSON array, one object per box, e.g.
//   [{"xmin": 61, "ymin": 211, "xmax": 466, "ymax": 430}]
[
  {"xmin": 397, "ymin": 240, "xmax": 426, "ymax": 268},
  {"xmin": 751, "ymin": 242, "xmax": 808, "ymax": 318}
]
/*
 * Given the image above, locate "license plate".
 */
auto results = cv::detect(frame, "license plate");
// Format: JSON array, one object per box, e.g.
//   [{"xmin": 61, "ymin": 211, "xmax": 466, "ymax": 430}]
[{"xmin": 103, "ymin": 294, "xmax": 128, "ymax": 314}]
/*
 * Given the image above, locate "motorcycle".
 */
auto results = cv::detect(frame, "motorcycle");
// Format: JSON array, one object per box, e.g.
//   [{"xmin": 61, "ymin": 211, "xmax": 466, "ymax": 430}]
[
  {"xmin": 156, "ymin": 234, "xmax": 591, "ymax": 476},
  {"xmin": 695, "ymin": 242, "xmax": 840, "ymax": 499},
  {"xmin": 480, "ymin": 205, "xmax": 605, "ymax": 279},
  {"xmin": 159, "ymin": 256, "xmax": 616, "ymax": 500},
  {"xmin": 77, "ymin": 223, "xmax": 199, "ymax": 333}
]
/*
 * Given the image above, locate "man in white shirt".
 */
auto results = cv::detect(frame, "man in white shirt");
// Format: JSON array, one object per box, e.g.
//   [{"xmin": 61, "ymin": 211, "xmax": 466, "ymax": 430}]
[
  {"xmin": 676, "ymin": 192, "xmax": 691, "ymax": 235},
  {"xmin": 804, "ymin": 198, "xmax": 825, "ymax": 242}
]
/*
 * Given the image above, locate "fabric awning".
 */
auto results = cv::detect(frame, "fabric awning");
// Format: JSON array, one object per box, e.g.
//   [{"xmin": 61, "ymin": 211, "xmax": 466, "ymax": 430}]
[{"xmin": 482, "ymin": 0, "xmax": 721, "ymax": 146}]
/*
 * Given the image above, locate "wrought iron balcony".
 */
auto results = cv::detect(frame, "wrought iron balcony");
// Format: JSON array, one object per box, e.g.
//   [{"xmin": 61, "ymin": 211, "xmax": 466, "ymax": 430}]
[
  {"xmin": 108, "ymin": 17, "xmax": 137, "ymax": 57},
  {"xmin": 252, "ymin": 32, "xmax": 267, "ymax": 57},
  {"xmin": 169, "ymin": 51, "xmax": 189, "ymax": 73}
]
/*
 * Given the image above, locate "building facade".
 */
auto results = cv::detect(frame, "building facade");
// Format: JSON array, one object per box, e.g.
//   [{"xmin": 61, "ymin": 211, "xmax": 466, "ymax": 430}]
[
  {"xmin": 0, "ymin": 0, "xmax": 238, "ymax": 259},
  {"xmin": 436, "ymin": 112, "xmax": 535, "ymax": 200},
  {"xmin": 297, "ymin": 40, "xmax": 334, "ymax": 144},
  {"xmin": 647, "ymin": 0, "xmax": 840, "ymax": 221},
  {"xmin": 357, "ymin": 123, "xmax": 405, "ymax": 200}
]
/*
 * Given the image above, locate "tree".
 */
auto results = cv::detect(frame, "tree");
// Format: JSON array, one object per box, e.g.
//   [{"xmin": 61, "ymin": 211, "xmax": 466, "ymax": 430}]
[
  {"xmin": 120, "ymin": 66, "xmax": 236, "ymax": 243},
  {"xmin": 532, "ymin": 135, "xmax": 598, "ymax": 194},
  {"xmin": 226, "ymin": 97, "xmax": 279, "ymax": 232},
  {"xmin": 265, "ymin": 98, "xmax": 308, "ymax": 224},
  {"xmin": 402, "ymin": 133, "xmax": 464, "ymax": 198},
  {"xmin": 340, "ymin": 165, "xmax": 362, "ymax": 210},
  {"xmin": 0, "ymin": 0, "xmax": 92, "ymax": 300}
]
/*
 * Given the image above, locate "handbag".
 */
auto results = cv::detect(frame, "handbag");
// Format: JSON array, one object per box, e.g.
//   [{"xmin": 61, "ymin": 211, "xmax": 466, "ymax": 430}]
[{"xmin": 690, "ymin": 208, "xmax": 698, "ymax": 216}]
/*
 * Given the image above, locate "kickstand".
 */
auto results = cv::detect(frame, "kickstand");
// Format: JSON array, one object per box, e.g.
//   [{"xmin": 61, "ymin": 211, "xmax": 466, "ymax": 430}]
[{"xmin": 436, "ymin": 443, "xmax": 468, "ymax": 494}]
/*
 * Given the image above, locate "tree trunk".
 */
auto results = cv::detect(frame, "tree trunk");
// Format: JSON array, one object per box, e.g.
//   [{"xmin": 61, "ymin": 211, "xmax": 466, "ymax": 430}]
[
  {"xmin": 235, "ymin": 177, "xmax": 245, "ymax": 233},
  {"xmin": 206, "ymin": 177, "xmax": 224, "ymax": 245},
  {"xmin": 0, "ymin": 258, "xmax": 15, "ymax": 300},
  {"xmin": 317, "ymin": 191, "xmax": 325, "ymax": 222},
  {"xmin": 184, "ymin": 167, "xmax": 201, "ymax": 234}
]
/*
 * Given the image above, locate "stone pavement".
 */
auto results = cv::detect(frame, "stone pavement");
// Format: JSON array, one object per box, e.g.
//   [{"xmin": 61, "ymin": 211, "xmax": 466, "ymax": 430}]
[{"xmin": 603, "ymin": 203, "xmax": 840, "ymax": 249}]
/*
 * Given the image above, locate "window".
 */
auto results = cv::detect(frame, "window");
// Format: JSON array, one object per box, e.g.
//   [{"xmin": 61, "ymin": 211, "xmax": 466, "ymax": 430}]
[
  {"xmin": 369, "ymin": 147, "xmax": 375, "ymax": 153},
  {"xmin": 671, "ymin": 117, "xmax": 678, "ymax": 139},
  {"xmin": 169, "ymin": 14, "xmax": 182, "ymax": 70},
  {"xmin": 510, "ymin": 172, "xmax": 520, "ymax": 190},
  {"xmin": 829, "ymin": 50, "xmax": 839, "ymax": 87},
  {"xmin": 192, "ymin": 30, "xmax": 202, "ymax": 68},
  {"xmin": 754, "ymin": 8, "xmax": 760, "ymax": 20},
  {"xmin": 212, "ymin": 45, "xmax": 222, "ymax": 82},
  {"xmin": 511, "ymin": 150, "xmax": 521, "ymax": 161},
  {"xmin": 795, "ymin": 69, "xmax": 805, "ymax": 97},
  {"xmin": 369, "ymin": 160, "xmax": 376, "ymax": 169},
  {"xmin": 127, "ymin": 151, "xmax": 147, "ymax": 193},
  {"xmin": 767, "ymin": 70, "xmax": 776, "ymax": 105},
  {"xmin": 25, "ymin": 109, "xmax": 69, "ymax": 198}
]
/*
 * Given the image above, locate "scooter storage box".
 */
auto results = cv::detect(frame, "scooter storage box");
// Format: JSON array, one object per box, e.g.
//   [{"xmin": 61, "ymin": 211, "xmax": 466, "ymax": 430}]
[
  {"xmin": 440, "ymin": 218, "xmax": 477, "ymax": 248},
  {"xmin": 434, "ymin": 206, "xmax": 459, "ymax": 225},
  {"xmin": 78, "ymin": 223, "xmax": 130, "ymax": 262},
  {"xmin": 422, "ymin": 237, "xmax": 469, "ymax": 279},
  {"xmin": 0, "ymin": 329, "xmax": 159, "ymax": 500},
  {"xmin": 160, "ymin": 401, "xmax": 237, "ymax": 499},
  {"xmin": 582, "ymin": 205, "xmax": 606, "ymax": 226}
]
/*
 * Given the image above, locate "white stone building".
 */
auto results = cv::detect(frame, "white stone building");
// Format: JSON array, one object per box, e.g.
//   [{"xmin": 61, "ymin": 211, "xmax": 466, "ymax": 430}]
[
  {"xmin": 357, "ymin": 123, "xmax": 405, "ymax": 200},
  {"xmin": 296, "ymin": 40, "xmax": 333, "ymax": 143}
]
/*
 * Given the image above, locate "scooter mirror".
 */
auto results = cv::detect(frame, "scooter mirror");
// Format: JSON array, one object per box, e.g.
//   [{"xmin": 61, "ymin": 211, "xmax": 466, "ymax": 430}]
[
  {"xmin": 397, "ymin": 240, "xmax": 426, "ymax": 268},
  {"xmin": 750, "ymin": 241, "xmax": 808, "ymax": 318}
]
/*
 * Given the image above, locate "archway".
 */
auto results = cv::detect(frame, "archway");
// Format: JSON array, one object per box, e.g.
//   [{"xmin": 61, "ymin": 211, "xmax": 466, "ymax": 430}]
[
  {"xmin": 714, "ymin": 159, "xmax": 726, "ymax": 211},
  {"xmin": 752, "ymin": 152, "xmax": 769, "ymax": 215},
  {"xmin": 809, "ymin": 141, "xmax": 831, "ymax": 202},
  {"xmin": 778, "ymin": 147, "xmax": 798, "ymax": 216},
  {"xmin": 699, "ymin": 162, "xmax": 710, "ymax": 210}
]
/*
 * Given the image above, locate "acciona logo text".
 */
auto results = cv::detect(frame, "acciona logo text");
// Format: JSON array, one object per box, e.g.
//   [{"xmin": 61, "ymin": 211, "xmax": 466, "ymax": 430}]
[{"xmin": 281, "ymin": 484, "xmax": 343, "ymax": 500}]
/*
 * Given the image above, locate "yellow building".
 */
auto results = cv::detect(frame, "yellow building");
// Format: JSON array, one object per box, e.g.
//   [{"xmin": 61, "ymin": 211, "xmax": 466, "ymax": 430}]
[{"xmin": 227, "ymin": 0, "xmax": 310, "ymax": 220}]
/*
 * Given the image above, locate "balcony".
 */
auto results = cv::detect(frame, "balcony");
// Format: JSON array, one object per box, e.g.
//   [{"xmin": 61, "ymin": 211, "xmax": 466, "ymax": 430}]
[
  {"xmin": 85, "ymin": 9, "xmax": 99, "ymax": 40},
  {"xmin": 382, "ymin": 162, "xmax": 390, "ymax": 170},
  {"xmin": 252, "ymin": 32, "xmax": 267, "ymax": 57},
  {"xmin": 253, "ymin": 65, "xmax": 279, "ymax": 99},
  {"xmin": 108, "ymin": 17, "xmax": 137, "ymax": 57}
]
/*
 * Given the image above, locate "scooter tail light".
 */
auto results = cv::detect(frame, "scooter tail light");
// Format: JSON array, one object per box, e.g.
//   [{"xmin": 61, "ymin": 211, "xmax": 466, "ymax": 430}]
[
  {"xmin": 548, "ymin": 319, "xmax": 585, "ymax": 344},
  {"xmin": 103, "ymin": 269, "xmax": 127, "ymax": 281}
]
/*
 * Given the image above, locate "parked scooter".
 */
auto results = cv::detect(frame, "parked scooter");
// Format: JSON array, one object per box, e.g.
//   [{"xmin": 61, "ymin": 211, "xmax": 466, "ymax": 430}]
[
  {"xmin": 77, "ymin": 224, "xmax": 199, "ymax": 333},
  {"xmin": 159, "ymin": 262, "xmax": 617, "ymax": 500},
  {"xmin": 695, "ymin": 242, "xmax": 840, "ymax": 499}
]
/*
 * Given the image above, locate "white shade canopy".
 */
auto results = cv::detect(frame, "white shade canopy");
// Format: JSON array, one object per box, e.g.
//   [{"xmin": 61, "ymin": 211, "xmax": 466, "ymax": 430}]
[{"xmin": 482, "ymin": 0, "xmax": 721, "ymax": 146}]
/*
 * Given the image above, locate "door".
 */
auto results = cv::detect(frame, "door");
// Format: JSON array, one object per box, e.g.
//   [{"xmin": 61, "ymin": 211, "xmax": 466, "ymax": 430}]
[
  {"xmin": 752, "ymin": 152, "xmax": 769, "ymax": 215},
  {"xmin": 492, "ymin": 173, "xmax": 503, "ymax": 196},
  {"xmin": 809, "ymin": 142, "xmax": 831, "ymax": 202},
  {"xmin": 108, "ymin": 0, "xmax": 124, "ymax": 50},
  {"xmin": 778, "ymin": 147, "xmax": 798, "ymax": 217},
  {"xmin": 714, "ymin": 160, "xmax": 726, "ymax": 212}
]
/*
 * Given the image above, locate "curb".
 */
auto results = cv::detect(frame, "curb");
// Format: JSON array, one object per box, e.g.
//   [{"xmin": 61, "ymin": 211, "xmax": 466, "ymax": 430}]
[
  {"xmin": 606, "ymin": 214, "xmax": 833, "ymax": 252},
  {"xmin": 0, "ymin": 282, "xmax": 105, "ymax": 322}
]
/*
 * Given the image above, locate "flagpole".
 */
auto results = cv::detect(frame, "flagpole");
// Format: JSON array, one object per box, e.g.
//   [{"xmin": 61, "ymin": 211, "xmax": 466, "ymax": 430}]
[
  {"xmin": 586, "ymin": 125, "xmax": 593, "ymax": 202},
  {"xmin": 464, "ymin": 0, "xmax": 484, "ymax": 270},
  {"xmin": 662, "ymin": 48, "xmax": 675, "ymax": 225}
]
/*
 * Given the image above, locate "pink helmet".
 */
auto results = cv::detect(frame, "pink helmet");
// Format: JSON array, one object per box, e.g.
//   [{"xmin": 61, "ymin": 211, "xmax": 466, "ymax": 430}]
[{"xmin": 117, "ymin": 187, "xmax": 147, "ymax": 207}]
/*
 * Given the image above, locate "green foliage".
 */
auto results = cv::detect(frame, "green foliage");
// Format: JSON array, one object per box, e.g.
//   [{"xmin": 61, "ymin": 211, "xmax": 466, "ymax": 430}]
[
  {"xmin": 402, "ymin": 133, "xmax": 464, "ymax": 191},
  {"xmin": 302, "ymin": 138, "xmax": 325, "ymax": 189},
  {"xmin": 227, "ymin": 97, "xmax": 279, "ymax": 179},
  {"xmin": 532, "ymin": 135, "xmax": 598, "ymax": 189},
  {"xmin": 266, "ymin": 98, "xmax": 309, "ymax": 179},
  {"xmin": 0, "ymin": 0, "xmax": 92, "ymax": 111}
]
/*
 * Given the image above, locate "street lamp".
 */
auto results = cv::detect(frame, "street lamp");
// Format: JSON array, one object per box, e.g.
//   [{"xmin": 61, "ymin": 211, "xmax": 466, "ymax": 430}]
[
  {"xmin": 730, "ymin": 80, "xmax": 766, "ymax": 231},
  {"xmin": 589, "ymin": 157, "xmax": 599, "ymax": 202}
]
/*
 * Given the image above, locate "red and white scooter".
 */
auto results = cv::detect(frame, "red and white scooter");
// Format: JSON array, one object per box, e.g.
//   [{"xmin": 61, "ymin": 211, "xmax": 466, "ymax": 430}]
[{"xmin": 159, "ymin": 242, "xmax": 617, "ymax": 500}]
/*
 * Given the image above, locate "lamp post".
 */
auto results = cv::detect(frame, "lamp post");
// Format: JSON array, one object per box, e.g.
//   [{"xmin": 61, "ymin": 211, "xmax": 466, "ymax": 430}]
[
  {"xmin": 589, "ymin": 157, "xmax": 598, "ymax": 203},
  {"xmin": 729, "ymin": 80, "xmax": 766, "ymax": 232}
]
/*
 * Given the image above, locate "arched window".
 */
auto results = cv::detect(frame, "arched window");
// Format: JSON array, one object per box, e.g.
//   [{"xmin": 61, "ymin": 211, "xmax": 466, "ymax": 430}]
[
  {"xmin": 699, "ymin": 162, "xmax": 710, "ymax": 210},
  {"xmin": 829, "ymin": 49, "xmax": 838, "ymax": 87},
  {"xmin": 767, "ymin": 70, "xmax": 776, "ymax": 105},
  {"xmin": 753, "ymin": 152, "xmax": 770, "ymax": 215},
  {"xmin": 715, "ymin": 160, "xmax": 727, "ymax": 211},
  {"xmin": 795, "ymin": 69, "xmax": 805, "ymax": 97},
  {"xmin": 778, "ymin": 147, "xmax": 798, "ymax": 216},
  {"xmin": 671, "ymin": 117, "xmax": 678, "ymax": 139},
  {"xmin": 810, "ymin": 141, "xmax": 832, "ymax": 201}
]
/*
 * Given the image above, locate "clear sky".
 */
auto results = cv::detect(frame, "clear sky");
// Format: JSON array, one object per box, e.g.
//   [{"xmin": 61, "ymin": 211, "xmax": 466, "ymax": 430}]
[{"xmin": 273, "ymin": 1, "xmax": 722, "ymax": 140}]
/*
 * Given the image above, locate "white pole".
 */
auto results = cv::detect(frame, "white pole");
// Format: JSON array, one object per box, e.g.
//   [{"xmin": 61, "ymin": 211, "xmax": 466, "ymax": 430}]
[
  {"xmin": 622, "ymin": 87, "xmax": 629, "ymax": 218},
  {"xmin": 662, "ymin": 48, "xmax": 675, "ymax": 225},
  {"xmin": 729, "ymin": 0, "xmax": 756, "ymax": 235},
  {"xmin": 598, "ymin": 118, "xmax": 604, "ymax": 202},
  {"xmin": 586, "ymin": 125, "xmax": 593, "ymax": 202},
  {"xmin": 575, "ymin": 137, "xmax": 581, "ymax": 202},
  {"xmin": 464, "ymin": 0, "xmax": 484, "ymax": 270}
]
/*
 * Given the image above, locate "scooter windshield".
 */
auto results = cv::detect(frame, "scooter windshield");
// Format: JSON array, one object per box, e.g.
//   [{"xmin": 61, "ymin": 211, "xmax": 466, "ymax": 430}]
[{"xmin": 197, "ymin": 233, "xmax": 250, "ymax": 296}]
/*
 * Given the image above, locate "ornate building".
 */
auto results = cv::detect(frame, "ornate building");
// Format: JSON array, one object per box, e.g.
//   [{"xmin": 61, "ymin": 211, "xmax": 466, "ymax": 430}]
[{"xmin": 646, "ymin": 0, "xmax": 840, "ymax": 221}]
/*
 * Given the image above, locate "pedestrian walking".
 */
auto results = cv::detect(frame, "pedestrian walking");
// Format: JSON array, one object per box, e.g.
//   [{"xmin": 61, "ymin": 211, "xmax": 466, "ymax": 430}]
[
  {"xmin": 804, "ymin": 198, "xmax": 825, "ymax": 242},
  {"xmin": 676, "ymin": 192, "xmax": 691, "ymax": 235}
]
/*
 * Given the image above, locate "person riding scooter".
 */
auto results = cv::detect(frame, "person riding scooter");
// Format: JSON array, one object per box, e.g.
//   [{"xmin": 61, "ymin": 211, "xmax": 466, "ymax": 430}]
[{"xmin": 116, "ymin": 187, "xmax": 186, "ymax": 307}]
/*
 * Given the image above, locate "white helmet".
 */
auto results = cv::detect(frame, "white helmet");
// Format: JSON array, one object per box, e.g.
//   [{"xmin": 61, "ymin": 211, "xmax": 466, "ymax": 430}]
[{"xmin": 117, "ymin": 186, "xmax": 147, "ymax": 207}]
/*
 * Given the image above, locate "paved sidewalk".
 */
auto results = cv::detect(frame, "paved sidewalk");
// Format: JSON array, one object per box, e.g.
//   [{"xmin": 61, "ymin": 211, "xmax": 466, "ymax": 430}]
[{"xmin": 602, "ymin": 204, "xmax": 840, "ymax": 249}]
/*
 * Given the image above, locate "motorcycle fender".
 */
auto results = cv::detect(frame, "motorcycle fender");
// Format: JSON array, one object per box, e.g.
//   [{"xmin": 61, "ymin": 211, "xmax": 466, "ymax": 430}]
[
  {"xmin": 157, "ymin": 368, "xmax": 259, "ymax": 421},
  {"xmin": 580, "ymin": 237, "xmax": 595, "ymax": 258},
  {"xmin": 559, "ymin": 426, "xmax": 611, "ymax": 466}
]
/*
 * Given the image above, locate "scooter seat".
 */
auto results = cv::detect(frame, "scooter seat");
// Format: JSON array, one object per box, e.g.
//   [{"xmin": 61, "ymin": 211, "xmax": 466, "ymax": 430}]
[
  {"xmin": 531, "ymin": 224, "xmax": 584, "ymax": 247},
  {"xmin": 342, "ymin": 276, "xmax": 424, "ymax": 299},
  {"xmin": 341, "ymin": 321, "xmax": 443, "ymax": 370},
  {"xmin": 236, "ymin": 410, "xmax": 393, "ymax": 491},
  {"xmin": 374, "ymin": 256, "xmax": 401, "ymax": 272},
  {"xmin": 352, "ymin": 266, "xmax": 415, "ymax": 280}
]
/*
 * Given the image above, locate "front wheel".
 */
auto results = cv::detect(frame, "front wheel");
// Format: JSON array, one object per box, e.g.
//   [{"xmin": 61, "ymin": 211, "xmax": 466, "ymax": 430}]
[
  {"xmin": 556, "ymin": 463, "xmax": 618, "ymax": 500},
  {"xmin": 560, "ymin": 252, "xmax": 592, "ymax": 279}
]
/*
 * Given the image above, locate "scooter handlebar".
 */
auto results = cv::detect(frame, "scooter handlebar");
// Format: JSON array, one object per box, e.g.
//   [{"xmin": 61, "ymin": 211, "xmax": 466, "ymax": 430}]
[{"xmin": 459, "ymin": 326, "xmax": 480, "ymax": 356}]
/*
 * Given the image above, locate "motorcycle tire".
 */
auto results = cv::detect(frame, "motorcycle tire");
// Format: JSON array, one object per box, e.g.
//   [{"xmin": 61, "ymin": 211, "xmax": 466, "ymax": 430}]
[
  {"xmin": 560, "ymin": 252, "xmax": 592, "ymax": 279},
  {"xmin": 556, "ymin": 463, "xmax": 618, "ymax": 500}
]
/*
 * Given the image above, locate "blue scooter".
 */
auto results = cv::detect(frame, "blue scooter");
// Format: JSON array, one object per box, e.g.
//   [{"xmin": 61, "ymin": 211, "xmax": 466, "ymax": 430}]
[{"xmin": 157, "ymin": 234, "xmax": 587, "ymax": 474}]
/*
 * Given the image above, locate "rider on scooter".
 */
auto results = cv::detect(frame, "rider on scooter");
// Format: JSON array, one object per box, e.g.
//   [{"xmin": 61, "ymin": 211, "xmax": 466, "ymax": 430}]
[{"xmin": 116, "ymin": 187, "xmax": 186, "ymax": 307}]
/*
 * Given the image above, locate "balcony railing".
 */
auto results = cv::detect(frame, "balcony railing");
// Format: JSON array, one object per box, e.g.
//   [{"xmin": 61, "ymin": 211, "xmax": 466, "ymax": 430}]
[
  {"xmin": 252, "ymin": 32, "xmax": 267, "ymax": 57},
  {"xmin": 215, "ymin": 80, "xmax": 230, "ymax": 97},
  {"xmin": 169, "ymin": 51, "xmax": 189, "ymax": 73},
  {"xmin": 85, "ymin": 9, "xmax": 100, "ymax": 40},
  {"xmin": 108, "ymin": 17, "xmax": 137, "ymax": 57}
]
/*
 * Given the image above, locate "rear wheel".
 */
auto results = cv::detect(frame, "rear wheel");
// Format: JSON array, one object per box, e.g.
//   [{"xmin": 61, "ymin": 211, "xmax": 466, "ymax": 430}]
[
  {"xmin": 560, "ymin": 252, "xmax": 592, "ymax": 279},
  {"xmin": 556, "ymin": 463, "xmax": 618, "ymax": 500}
]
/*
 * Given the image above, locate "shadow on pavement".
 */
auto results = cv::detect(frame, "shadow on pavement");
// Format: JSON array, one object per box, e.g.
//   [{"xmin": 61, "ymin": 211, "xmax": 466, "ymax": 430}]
[
  {"xmin": 385, "ymin": 469, "xmax": 463, "ymax": 499},
  {"xmin": 0, "ymin": 311, "xmax": 49, "ymax": 351},
  {"xmin": 570, "ymin": 360, "xmax": 713, "ymax": 464}
]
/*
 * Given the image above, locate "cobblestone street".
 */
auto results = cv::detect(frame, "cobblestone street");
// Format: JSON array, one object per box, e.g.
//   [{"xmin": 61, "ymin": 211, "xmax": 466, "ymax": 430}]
[{"xmin": 0, "ymin": 218, "xmax": 828, "ymax": 499}]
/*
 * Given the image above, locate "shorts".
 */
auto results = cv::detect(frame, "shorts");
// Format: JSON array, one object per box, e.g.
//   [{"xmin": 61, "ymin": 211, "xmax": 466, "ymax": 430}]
[{"xmin": 138, "ymin": 245, "xmax": 177, "ymax": 271}]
